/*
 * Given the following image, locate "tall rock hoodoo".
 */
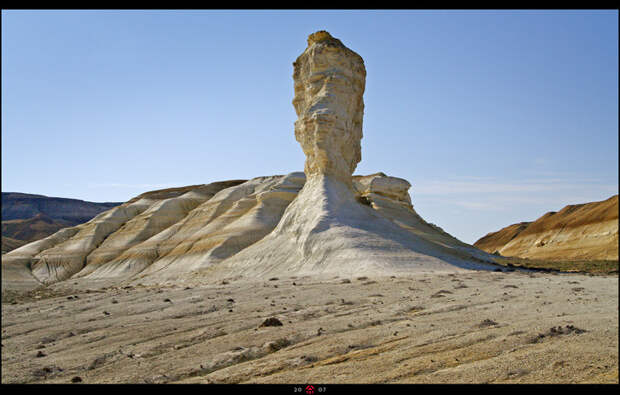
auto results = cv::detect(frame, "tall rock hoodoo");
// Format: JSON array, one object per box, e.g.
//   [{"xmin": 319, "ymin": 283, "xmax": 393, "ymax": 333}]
[
  {"xmin": 293, "ymin": 31, "xmax": 366, "ymax": 185},
  {"xmin": 215, "ymin": 31, "xmax": 497, "ymax": 279}
]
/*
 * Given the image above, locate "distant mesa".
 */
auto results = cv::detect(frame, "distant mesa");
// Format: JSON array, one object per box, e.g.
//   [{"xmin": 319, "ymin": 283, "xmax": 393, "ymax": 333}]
[
  {"xmin": 2, "ymin": 31, "xmax": 501, "ymax": 291},
  {"xmin": 2, "ymin": 192, "xmax": 121, "ymax": 223},
  {"xmin": 1, "ymin": 192, "xmax": 122, "ymax": 254},
  {"xmin": 474, "ymin": 195, "xmax": 618, "ymax": 261}
]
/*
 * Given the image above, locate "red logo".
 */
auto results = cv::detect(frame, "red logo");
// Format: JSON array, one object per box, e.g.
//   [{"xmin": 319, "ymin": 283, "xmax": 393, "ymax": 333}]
[{"xmin": 305, "ymin": 385, "xmax": 315, "ymax": 395}]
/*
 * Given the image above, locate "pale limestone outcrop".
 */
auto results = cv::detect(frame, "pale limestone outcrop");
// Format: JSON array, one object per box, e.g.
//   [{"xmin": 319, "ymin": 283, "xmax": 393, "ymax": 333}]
[
  {"xmin": 212, "ymin": 31, "xmax": 496, "ymax": 280},
  {"xmin": 29, "ymin": 200, "xmax": 154, "ymax": 284},
  {"xmin": 293, "ymin": 31, "xmax": 366, "ymax": 184},
  {"xmin": 101, "ymin": 173, "xmax": 305, "ymax": 282},
  {"xmin": 0, "ymin": 226, "xmax": 79, "ymax": 289},
  {"xmin": 1, "ymin": 181, "xmax": 245, "ymax": 287},
  {"xmin": 74, "ymin": 182, "xmax": 239, "ymax": 278},
  {"xmin": 353, "ymin": 173, "xmax": 412, "ymax": 207}
]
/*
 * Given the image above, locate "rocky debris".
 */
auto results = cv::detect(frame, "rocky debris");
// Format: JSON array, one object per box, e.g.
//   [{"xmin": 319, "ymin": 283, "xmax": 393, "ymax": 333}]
[
  {"xmin": 506, "ymin": 368, "xmax": 531, "ymax": 378},
  {"xmin": 267, "ymin": 338, "xmax": 291, "ymax": 352},
  {"xmin": 529, "ymin": 325, "xmax": 587, "ymax": 343},
  {"xmin": 88, "ymin": 356, "xmax": 107, "ymax": 370},
  {"xmin": 32, "ymin": 365, "xmax": 62, "ymax": 377},
  {"xmin": 478, "ymin": 319, "xmax": 499, "ymax": 327},
  {"xmin": 554, "ymin": 325, "xmax": 586, "ymax": 334},
  {"xmin": 1, "ymin": 270, "xmax": 617, "ymax": 384},
  {"xmin": 39, "ymin": 336, "xmax": 56, "ymax": 344},
  {"xmin": 71, "ymin": 376, "xmax": 83, "ymax": 383},
  {"xmin": 300, "ymin": 355, "xmax": 318, "ymax": 364}
]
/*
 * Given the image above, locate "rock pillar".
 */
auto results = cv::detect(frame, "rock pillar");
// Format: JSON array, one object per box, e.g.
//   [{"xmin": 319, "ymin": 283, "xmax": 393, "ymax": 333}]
[{"xmin": 292, "ymin": 31, "xmax": 366, "ymax": 186}]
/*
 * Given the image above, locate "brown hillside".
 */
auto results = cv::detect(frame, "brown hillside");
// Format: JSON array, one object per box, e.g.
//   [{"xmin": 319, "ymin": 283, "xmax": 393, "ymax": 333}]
[
  {"xmin": 1, "ymin": 236, "xmax": 27, "ymax": 254},
  {"xmin": 474, "ymin": 195, "xmax": 618, "ymax": 261},
  {"xmin": 474, "ymin": 222, "xmax": 531, "ymax": 254},
  {"xmin": 1, "ymin": 213, "xmax": 74, "ymax": 246},
  {"xmin": 1, "ymin": 193, "xmax": 123, "ymax": 253}
]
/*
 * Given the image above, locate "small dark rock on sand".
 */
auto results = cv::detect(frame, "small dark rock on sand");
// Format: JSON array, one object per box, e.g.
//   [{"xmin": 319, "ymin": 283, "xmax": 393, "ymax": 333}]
[
  {"xmin": 260, "ymin": 317, "xmax": 283, "ymax": 327},
  {"xmin": 478, "ymin": 319, "xmax": 498, "ymax": 327}
]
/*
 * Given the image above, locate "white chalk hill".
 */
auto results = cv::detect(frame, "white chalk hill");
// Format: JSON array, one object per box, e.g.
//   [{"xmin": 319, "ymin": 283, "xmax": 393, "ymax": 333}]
[{"xmin": 2, "ymin": 173, "xmax": 497, "ymax": 290}]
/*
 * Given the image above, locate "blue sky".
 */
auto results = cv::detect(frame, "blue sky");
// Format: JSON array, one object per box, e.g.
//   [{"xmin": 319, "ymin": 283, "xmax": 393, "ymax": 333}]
[{"xmin": 2, "ymin": 10, "xmax": 618, "ymax": 244}]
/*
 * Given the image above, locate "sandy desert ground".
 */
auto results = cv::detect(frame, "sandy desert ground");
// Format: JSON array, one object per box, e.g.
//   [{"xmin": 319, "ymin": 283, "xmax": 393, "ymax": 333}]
[{"xmin": 1, "ymin": 269, "xmax": 617, "ymax": 384}]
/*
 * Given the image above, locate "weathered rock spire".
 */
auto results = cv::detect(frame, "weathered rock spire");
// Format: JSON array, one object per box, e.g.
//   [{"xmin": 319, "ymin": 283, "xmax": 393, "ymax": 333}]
[{"xmin": 292, "ymin": 30, "xmax": 366, "ymax": 185}]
